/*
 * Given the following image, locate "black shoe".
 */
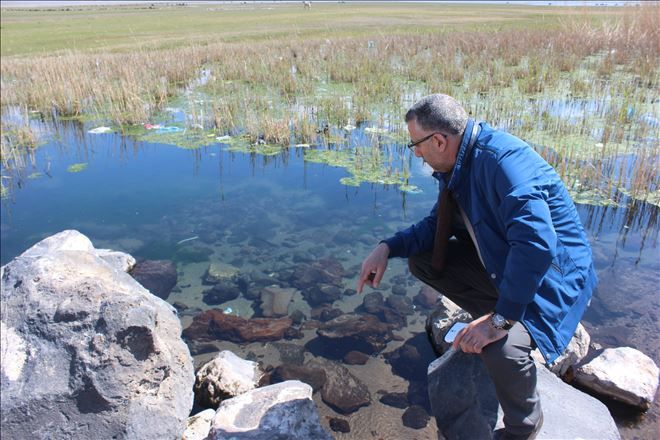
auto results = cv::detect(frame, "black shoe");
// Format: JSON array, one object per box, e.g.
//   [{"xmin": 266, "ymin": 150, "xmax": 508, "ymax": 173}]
[{"xmin": 493, "ymin": 412, "xmax": 544, "ymax": 440}]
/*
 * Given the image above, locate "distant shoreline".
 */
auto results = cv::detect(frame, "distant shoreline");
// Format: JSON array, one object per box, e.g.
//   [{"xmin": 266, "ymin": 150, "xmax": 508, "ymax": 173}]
[{"xmin": 0, "ymin": 1, "xmax": 645, "ymax": 10}]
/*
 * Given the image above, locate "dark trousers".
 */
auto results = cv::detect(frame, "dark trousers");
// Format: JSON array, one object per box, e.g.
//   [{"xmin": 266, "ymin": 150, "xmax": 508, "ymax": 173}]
[{"xmin": 408, "ymin": 239, "xmax": 542, "ymax": 435}]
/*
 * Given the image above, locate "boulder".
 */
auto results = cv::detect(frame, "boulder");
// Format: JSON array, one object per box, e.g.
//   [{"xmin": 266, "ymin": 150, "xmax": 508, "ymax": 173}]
[
  {"xmin": 575, "ymin": 347, "xmax": 659, "ymax": 410},
  {"xmin": 0, "ymin": 230, "xmax": 194, "ymax": 440},
  {"xmin": 204, "ymin": 262, "xmax": 240, "ymax": 284},
  {"xmin": 194, "ymin": 351, "xmax": 264, "ymax": 409},
  {"xmin": 130, "ymin": 259, "xmax": 177, "ymax": 300},
  {"xmin": 308, "ymin": 358, "xmax": 371, "ymax": 414},
  {"xmin": 183, "ymin": 309, "xmax": 292, "ymax": 343},
  {"xmin": 182, "ymin": 409, "xmax": 215, "ymax": 440},
  {"xmin": 427, "ymin": 348, "xmax": 621, "ymax": 439},
  {"xmin": 207, "ymin": 380, "xmax": 332, "ymax": 440},
  {"xmin": 260, "ymin": 285, "xmax": 296, "ymax": 317}
]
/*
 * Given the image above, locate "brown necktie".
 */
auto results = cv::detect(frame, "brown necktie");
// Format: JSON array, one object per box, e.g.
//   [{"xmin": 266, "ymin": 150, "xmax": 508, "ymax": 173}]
[{"xmin": 431, "ymin": 188, "xmax": 454, "ymax": 271}]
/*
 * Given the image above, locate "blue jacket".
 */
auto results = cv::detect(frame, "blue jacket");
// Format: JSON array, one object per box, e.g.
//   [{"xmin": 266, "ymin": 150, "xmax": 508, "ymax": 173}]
[{"xmin": 384, "ymin": 119, "xmax": 597, "ymax": 363}]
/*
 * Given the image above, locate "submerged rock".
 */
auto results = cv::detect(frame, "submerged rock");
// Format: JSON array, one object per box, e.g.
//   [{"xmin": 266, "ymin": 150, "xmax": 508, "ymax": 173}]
[
  {"xmin": 193, "ymin": 351, "xmax": 264, "ymax": 409},
  {"xmin": 0, "ymin": 230, "xmax": 194, "ymax": 440},
  {"xmin": 183, "ymin": 309, "xmax": 292, "ymax": 343},
  {"xmin": 290, "ymin": 257, "xmax": 345, "ymax": 290},
  {"xmin": 308, "ymin": 358, "xmax": 371, "ymax": 414},
  {"xmin": 344, "ymin": 350, "xmax": 370, "ymax": 365},
  {"xmin": 270, "ymin": 364, "xmax": 327, "ymax": 392},
  {"xmin": 202, "ymin": 282, "xmax": 241, "ymax": 306},
  {"xmin": 575, "ymin": 347, "xmax": 659, "ymax": 410},
  {"xmin": 329, "ymin": 418, "xmax": 351, "ymax": 433},
  {"xmin": 204, "ymin": 262, "xmax": 240, "ymax": 284},
  {"xmin": 379, "ymin": 392, "xmax": 409, "ymax": 409},
  {"xmin": 413, "ymin": 285, "xmax": 441, "ymax": 310},
  {"xmin": 130, "ymin": 259, "xmax": 178, "ymax": 300},
  {"xmin": 402, "ymin": 405, "xmax": 430, "ymax": 429},
  {"xmin": 207, "ymin": 381, "xmax": 332, "ymax": 440},
  {"xmin": 303, "ymin": 283, "xmax": 342, "ymax": 307},
  {"xmin": 314, "ymin": 313, "xmax": 394, "ymax": 357},
  {"xmin": 260, "ymin": 285, "xmax": 296, "ymax": 317}
]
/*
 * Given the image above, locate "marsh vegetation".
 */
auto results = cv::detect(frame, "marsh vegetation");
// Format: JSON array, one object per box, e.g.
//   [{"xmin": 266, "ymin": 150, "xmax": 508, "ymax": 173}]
[{"xmin": 2, "ymin": 3, "xmax": 658, "ymax": 208}]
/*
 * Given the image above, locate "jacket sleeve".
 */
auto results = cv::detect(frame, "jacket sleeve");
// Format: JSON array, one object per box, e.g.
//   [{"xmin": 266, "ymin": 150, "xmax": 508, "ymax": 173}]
[
  {"xmin": 493, "ymin": 150, "xmax": 557, "ymax": 322},
  {"xmin": 382, "ymin": 203, "xmax": 438, "ymax": 258}
]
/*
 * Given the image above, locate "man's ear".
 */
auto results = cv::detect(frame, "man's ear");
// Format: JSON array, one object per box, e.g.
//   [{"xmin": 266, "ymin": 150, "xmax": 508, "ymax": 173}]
[{"xmin": 435, "ymin": 133, "xmax": 448, "ymax": 152}]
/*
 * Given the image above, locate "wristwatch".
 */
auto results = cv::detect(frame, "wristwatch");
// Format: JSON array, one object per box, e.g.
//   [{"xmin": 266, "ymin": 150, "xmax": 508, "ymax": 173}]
[{"xmin": 490, "ymin": 313, "xmax": 513, "ymax": 331}]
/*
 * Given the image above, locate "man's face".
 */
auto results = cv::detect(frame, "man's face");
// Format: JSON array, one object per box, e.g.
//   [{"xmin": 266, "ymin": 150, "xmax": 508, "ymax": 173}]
[{"xmin": 406, "ymin": 120, "xmax": 452, "ymax": 173}]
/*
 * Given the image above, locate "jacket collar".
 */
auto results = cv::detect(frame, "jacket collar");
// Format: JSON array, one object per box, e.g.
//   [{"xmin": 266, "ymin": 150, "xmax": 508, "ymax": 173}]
[{"xmin": 432, "ymin": 118, "xmax": 479, "ymax": 190}]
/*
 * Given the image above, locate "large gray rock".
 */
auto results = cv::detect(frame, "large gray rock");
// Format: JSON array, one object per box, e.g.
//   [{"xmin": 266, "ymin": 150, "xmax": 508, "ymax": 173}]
[
  {"xmin": 576, "ymin": 347, "xmax": 659, "ymax": 410},
  {"xmin": 207, "ymin": 380, "xmax": 332, "ymax": 440},
  {"xmin": 428, "ymin": 348, "xmax": 620, "ymax": 439},
  {"xmin": 194, "ymin": 350, "xmax": 264, "ymax": 409},
  {"xmin": 0, "ymin": 230, "xmax": 195, "ymax": 440}
]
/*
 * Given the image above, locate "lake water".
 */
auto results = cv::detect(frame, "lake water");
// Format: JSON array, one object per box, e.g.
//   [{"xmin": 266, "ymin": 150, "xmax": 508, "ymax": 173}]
[{"xmin": 1, "ymin": 119, "xmax": 658, "ymax": 438}]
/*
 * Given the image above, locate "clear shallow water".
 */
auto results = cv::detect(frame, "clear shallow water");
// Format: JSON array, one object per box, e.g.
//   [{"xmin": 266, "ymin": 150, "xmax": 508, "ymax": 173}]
[{"xmin": 1, "ymin": 122, "xmax": 658, "ymax": 438}]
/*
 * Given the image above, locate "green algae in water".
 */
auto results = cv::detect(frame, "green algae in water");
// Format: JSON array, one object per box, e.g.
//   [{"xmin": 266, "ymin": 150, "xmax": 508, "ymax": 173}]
[
  {"xmin": 28, "ymin": 172, "xmax": 42, "ymax": 179},
  {"xmin": 67, "ymin": 163, "xmax": 88, "ymax": 173},
  {"xmin": 0, "ymin": 184, "xmax": 8, "ymax": 199},
  {"xmin": 138, "ymin": 128, "xmax": 218, "ymax": 150}
]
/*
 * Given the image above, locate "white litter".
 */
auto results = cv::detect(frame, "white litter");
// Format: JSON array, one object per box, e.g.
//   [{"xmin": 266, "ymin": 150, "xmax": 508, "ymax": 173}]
[{"xmin": 88, "ymin": 126, "xmax": 112, "ymax": 134}]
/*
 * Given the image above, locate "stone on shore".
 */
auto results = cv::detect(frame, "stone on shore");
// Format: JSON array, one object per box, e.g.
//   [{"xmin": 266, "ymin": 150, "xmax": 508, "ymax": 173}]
[
  {"xmin": 575, "ymin": 347, "xmax": 659, "ymax": 410},
  {"xmin": 427, "ymin": 348, "xmax": 620, "ymax": 439},
  {"xmin": 130, "ymin": 259, "xmax": 178, "ymax": 300},
  {"xmin": 182, "ymin": 409, "xmax": 215, "ymax": 440},
  {"xmin": 207, "ymin": 380, "xmax": 332, "ymax": 440},
  {"xmin": 1, "ymin": 230, "xmax": 194, "ymax": 440},
  {"xmin": 194, "ymin": 350, "xmax": 264, "ymax": 409},
  {"xmin": 534, "ymin": 322, "xmax": 590, "ymax": 378}
]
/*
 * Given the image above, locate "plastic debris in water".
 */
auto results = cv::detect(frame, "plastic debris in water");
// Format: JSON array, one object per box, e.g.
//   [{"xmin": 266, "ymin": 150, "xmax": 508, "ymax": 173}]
[
  {"xmin": 176, "ymin": 236, "xmax": 199, "ymax": 245},
  {"xmin": 155, "ymin": 126, "xmax": 183, "ymax": 133},
  {"xmin": 223, "ymin": 307, "xmax": 234, "ymax": 315},
  {"xmin": 144, "ymin": 124, "xmax": 163, "ymax": 130},
  {"xmin": 216, "ymin": 135, "xmax": 232, "ymax": 141},
  {"xmin": 88, "ymin": 126, "xmax": 112, "ymax": 134}
]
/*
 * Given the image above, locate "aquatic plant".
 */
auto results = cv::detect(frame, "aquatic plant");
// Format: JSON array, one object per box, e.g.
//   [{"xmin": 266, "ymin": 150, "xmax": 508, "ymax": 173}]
[{"xmin": 66, "ymin": 163, "xmax": 88, "ymax": 173}]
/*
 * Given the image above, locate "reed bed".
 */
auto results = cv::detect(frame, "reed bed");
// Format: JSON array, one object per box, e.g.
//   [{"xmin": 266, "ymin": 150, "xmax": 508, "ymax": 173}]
[{"xmin": 1, "ymin": 3, "xmax": 658, "ymax": 204}]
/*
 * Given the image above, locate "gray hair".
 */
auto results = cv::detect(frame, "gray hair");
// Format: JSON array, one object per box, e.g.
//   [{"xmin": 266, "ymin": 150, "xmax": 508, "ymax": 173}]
[{"xmin": 405, "ymin": 94, "xmax": 468, "ymax": 135}]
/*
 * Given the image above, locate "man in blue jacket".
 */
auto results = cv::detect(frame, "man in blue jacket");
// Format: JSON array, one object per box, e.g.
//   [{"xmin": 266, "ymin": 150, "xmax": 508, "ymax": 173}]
[{"xmin": 358, "ymin": 94, "xmax": 597, "ymax": 440}]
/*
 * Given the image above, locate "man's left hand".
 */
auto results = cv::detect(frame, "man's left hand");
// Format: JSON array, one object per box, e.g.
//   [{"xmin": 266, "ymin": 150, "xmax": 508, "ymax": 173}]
[{"xmin": 452, "ymin": 314, "xmax": 509, "ymax": 354}]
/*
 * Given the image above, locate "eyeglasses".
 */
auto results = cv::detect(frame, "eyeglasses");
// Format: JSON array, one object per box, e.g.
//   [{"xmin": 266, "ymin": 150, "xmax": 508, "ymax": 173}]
[{"xmin": 407, "ymin": 132, "xmax": 446, "ymax": 151}]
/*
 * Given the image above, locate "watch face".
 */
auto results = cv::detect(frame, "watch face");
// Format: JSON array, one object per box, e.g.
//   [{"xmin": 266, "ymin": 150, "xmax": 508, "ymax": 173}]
[{"xmin": 492, "ymin": 314, "xmax": 506, "ymax": 328}]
